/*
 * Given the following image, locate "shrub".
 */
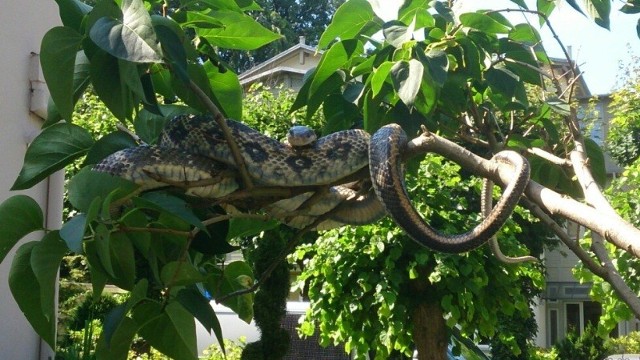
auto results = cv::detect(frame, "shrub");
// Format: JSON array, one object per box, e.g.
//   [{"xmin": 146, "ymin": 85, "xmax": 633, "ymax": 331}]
[
  {"xmin": 554, "ymin": 324, "xmax": 612, "ymax": 360},
  {"xmin": 608, "ymin": 331, "xmax": 640, "ymax": 354}
]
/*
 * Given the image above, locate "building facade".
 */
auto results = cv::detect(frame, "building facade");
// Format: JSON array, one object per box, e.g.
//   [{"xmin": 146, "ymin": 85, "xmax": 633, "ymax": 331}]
[{"xmin": 0, "ymin": 2, "xmax": 62, "ymax": 359}]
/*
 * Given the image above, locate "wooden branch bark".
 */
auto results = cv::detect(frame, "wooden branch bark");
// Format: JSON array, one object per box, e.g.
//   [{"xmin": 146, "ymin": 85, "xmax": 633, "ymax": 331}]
[{"xmin": 405, "ymin": 131, "xmax": 640, "ymax": 259}]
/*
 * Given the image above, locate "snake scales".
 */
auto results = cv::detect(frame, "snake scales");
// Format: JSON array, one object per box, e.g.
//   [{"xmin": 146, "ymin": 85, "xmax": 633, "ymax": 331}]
[{"xmin": 95, "ymin": 114, "xmax": 530, "ymax": 253}]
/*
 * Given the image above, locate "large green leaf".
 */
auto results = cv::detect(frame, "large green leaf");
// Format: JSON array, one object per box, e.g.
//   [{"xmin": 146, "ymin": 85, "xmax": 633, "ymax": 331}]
[
  {"xmin": 55, "ymin": 0, "xmax": 92, "ymax": 32},
  {"xmin": 0, "ymin": 195, "xmax": 44, "ymax": 264},
  {"xmin": 96, "ymin": 315, "xmax": 138, "ymax": 360},
  {"xmin": 226, "ymin": 217, "xmax": 278, "ymax": 241},
  {"xmin": 160, "ymin": 261, "xmax": 206, "ymax": 287},
  {"xmin": 398, "ymin": 0, "xmax": 435, "ymax": 29},
  {"xmin": 197, "ymin": 10, "xmax": 280, "ymax": 50},
  {"xmin": 583, "ymin": 0, "xmax": 611, "ymax": 29},
  {"xmin": 204, "ymin": 60, "xmax": 242, "ymax": 120},
  {"xmin": 40, "ymin": 26, "xmax": 84, "ymax": 121},
  {"xmin": 311, "ymin": 39, "xmax": 363, "ymax": 95},
  {"xmin": 205, "ymin": 261, "xmax": 254, "ymax": 322},
  {"xmin": 89, "ymin": 0, "xmax": 163, "ymax": 62},
  {"xmin": 60, "ymin": 214, "xmax": 87, "ymax": 253},
  {"xmin": 177, "ymin": 289, "xmax": 223, "ymax": 337},
  {"xmin": 30, "ymin": 231, "xmax": 68, "ymax": 320},
  {"xmin": 83, "ymin": 131, "xmax": 137, "ymax": 166},
  {"xmin": 390, "ymin": 59, "xmax": 424, "ymax": 108},
  {"xmin": 134, "ymin": 192, "xmax": 205, "ymax": 230},
  {"xmin": 109, "ymin": 232, "xmax": 137, "ymax": 290},
  {"xmin": 9, "ymin": 242, "xmax": 56, "ymax": 347},
  {"xmin": 12, "ymin": 123, "xmax": 94, "ymax": 190},
  {"xmin": 90, "ymin": 50, "xmax": 134, "ymax": 120},
  {"xmin": 459, "ymin": 12, "xmax": 511, "ymax": 34},
  {"xmin": 135, "ymin": 301, "xmax": 198, "ymax": 360},
  {"xmin": 318, "ymin": 0, "xmax": 382, "ymax": 49},
  {"xmin": 67, "ymin": 167, "xmax": 139, "ymax": 213}
]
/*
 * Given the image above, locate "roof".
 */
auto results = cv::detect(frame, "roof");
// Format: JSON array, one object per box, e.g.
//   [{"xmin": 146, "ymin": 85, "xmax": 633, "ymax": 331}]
[{"xmin": 238, "ymin": 37, "xmax": 322, "ymax": 86}]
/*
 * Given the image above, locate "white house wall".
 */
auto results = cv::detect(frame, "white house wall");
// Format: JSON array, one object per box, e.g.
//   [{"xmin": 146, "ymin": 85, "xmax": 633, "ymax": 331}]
[{"xmin": 0, "ymin": 2, "xmax": 61, "ymax": 359}]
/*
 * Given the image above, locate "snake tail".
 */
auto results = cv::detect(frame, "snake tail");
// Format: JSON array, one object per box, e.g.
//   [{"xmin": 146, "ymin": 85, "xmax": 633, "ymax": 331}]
[{"xmin": 369, "ymin": 124, "xmax": 530, "ymax": 253}]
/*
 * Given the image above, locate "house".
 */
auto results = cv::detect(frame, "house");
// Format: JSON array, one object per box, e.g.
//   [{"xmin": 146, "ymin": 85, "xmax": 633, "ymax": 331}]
[
  {"xmin": 238, "ymin": 36, "xmax": 322, "ymax": 92},
  {"xmin": 0, "ymin": 2, "xmax": 61, "ymax": 359}
]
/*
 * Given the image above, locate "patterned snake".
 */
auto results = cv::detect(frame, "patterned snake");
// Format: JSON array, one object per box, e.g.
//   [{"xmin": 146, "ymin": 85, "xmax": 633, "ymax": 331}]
[{"xmin": 95, "ymin": 115, "xmax": 530, "ymax": 253}]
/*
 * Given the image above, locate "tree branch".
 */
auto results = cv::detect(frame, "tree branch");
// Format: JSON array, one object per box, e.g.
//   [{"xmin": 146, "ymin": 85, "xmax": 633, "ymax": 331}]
[{"xmin": 405, "ymin": 130, "xmax": 640, "ymax": 259}]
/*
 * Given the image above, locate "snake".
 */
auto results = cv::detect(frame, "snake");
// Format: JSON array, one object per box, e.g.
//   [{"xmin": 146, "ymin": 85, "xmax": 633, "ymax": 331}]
[
  {"xmin": 369, "ymin": 124, "xmax": 531, "ymax": 253},
  {"xmin": 95, "ymin": 115, "xmax": 530, "ymax": 253}
]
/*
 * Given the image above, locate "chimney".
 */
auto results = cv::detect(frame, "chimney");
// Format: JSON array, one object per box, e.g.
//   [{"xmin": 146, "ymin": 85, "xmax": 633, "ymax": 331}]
[{"xmin": 299, "ymin": 36, "xmax": 305, "ymax": 45}]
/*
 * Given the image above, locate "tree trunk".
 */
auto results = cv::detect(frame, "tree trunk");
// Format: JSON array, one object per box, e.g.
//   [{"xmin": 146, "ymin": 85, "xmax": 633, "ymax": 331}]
[{"xmin": 412, "ymin": 298, "xmax": 448, "ymax": 360}]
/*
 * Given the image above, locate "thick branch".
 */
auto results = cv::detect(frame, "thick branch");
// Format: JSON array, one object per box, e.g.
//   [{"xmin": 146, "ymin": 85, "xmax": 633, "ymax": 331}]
[
  {"xmin": 405, "ymin": 131, "xmax": 640, "ymax": 259},
  {"xmin": 522, "ymin": 198, "xmax": 640, "ymax": 318}
]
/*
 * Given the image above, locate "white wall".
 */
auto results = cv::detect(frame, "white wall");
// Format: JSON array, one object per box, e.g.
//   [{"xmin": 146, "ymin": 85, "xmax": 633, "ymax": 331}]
[{"xmin": 0, "ymin": 2, "xmax": 61, "ymax": 359}]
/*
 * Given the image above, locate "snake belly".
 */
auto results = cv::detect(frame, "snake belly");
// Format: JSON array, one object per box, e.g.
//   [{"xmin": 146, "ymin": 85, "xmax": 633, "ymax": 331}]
[
  {"xmin": 369, "ymin": 124, "xmax": 530, "ymax": 253},
  {"xmin": 160, "ymin": 114, "xmax": 371, "ymax": 186}
]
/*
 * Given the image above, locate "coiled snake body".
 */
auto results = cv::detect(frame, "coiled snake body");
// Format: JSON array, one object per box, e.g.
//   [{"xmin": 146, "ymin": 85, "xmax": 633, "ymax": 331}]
[{"xmin": 95, "ymin": 115, "xmax": 530, "ymax": 253}]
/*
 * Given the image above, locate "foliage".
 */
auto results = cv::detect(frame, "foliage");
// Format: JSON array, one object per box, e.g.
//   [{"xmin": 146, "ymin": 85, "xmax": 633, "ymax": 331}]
[
  {"xmin": 294, "ymin": 155, "xmax": 544, "ymax": 358},
  {"xmin": 528, "ymin": 347, "xmax": 558, "ymax": 360},
  {"xmin": 606, "ymin": 54, "xmax": 640, "ymax": 167},
  {"xmin": 608, "ymin": 331, "xmax": 640, "ymax": 354},
  {"xmin": 242, "ymin": 83, "xmax": 325, "ymax": 136},
  {"xmin": 202, "ymin": 337, "xmax": 247, "ymax": 360},
  {"xmin": 221, "ymin": 0, "xmax": 345, "ymax": 72},
  {"xmin": 0, "ymin": 0, "xmax": 631, "ymax": 359},
  {"xmin": 554, "ymin": 324, "xmax": 612, "ymax": 360}
]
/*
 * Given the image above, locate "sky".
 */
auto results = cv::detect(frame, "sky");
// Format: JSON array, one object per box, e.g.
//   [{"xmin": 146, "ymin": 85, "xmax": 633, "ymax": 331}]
[{"xmin": 374, "ymin": 0, "xmax": 640, "ymax": 95}]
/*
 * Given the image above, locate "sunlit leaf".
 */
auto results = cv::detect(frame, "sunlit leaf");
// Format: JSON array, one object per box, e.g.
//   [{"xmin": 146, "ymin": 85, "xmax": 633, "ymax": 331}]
[
  {"xmin": 89, "ymin": 0, "xmax": 163, "ymax": 62},
  {"xmin": 318, "ymin": 0, "xmax": 382, "ymax": 49}
]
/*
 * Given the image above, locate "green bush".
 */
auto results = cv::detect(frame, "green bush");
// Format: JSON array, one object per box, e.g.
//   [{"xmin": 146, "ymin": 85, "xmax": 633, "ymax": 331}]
[
  {"xmin": 528, "ymin": 347, "xmax": 558, "ymax": 360},
  {"xmin": 554, "ymin": 324, "xmax": 612, "ymax": 360},
  {"xmin": 608, "ymin": 331, "xmax": 640, "ymax": 354}
]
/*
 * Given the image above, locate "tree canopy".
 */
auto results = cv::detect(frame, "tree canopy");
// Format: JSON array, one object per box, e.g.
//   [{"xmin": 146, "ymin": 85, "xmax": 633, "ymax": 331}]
[{"xmin": 2, "ymin": 0, "xmax": 640, "ymax": 359}]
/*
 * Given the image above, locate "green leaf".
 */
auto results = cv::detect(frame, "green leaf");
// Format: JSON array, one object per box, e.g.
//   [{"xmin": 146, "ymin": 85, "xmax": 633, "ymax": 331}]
[
  {"xmin": 203, "ymin": 60, "xmax": 242, "ymax": 120},
  {"xmin": 459, "ymin": 12, "xmax": 511, "ymax": 34},
  {"xmin": 153, "ymin": 18, "xmax": 189, "ymax": 82},
  {"xmin": 12, "ymin": 123, "xmax": 94, "ymax": 190},
  {"xmin": 161, "ymin": 261, "xmax": 206, "ymax": 287},
  {"xmin": 31, "ymin": 231, "xmax": 68, "ymax": 319},
  {"xmin": 109, "ymin": 232, "xmax": 137, "ymax": 290},
  {"xmin": 96, "ymin": 314, "xmax": 138, "ymax": 360},
  {"xmin": 398, "ymin": 0, "xmax": 435, "ymax": 29},
  {"xmin": 0, "ymin": 195, "xmax": 44, "ymax": 264},
  {"xmin": 176, "ymin": 288, "xmax": 224, "ymax": 343},
  {"xmin": 55, "ymin": 0, "xmax": 92, "ymax": 32},
  {"xmin": 90, "ymin": 50, "xmax": 134, "ymax": 120},
  {"xmin": 423, "ymin": 49, "xmax": 449, "ymax": 86},
  {"xmin": 371, "ymin": 61, "xmax": 394, "ymax": 97},
  {"xmin": 485, "ymin": 65, "xmax": 520, "ymax": 98},
  {"xmin": 226, "ymin": 217, "xmax": 278, "ymax": 241},
  {"xmin": 60, "ymin": 214, "xmax": 87, "ymax": 253},
  {"xmin": 134, "ymin": 192, "xmax": 205, "ymax": 230},
  {"xmin": 197, "ymin": 10, "xmax": 280, "ymax": 50},
  {"xmin": 84, "ymin": 131, "xmax": 138, "ymax": 166},
  {"xmin": 134, "ymin": 105, "xmax": 189, "ymax": 143},
  {"xmin": 9, "ymin": 242, "xmax": 56, "ymax": 347},
  {"xmin": 583, "ymin": 0, "xmax": 611, "ymax": 29},
  {"xmin": 383, "ymin": 20, "xmax": 414, "ymax": 48},
  {"xmin": 40, "ymin": 26, "xmax": 84, "ymax": 121},
  {"xmin": 89, "ymin": 0, "xmax": 163, "ymax": 62},
  {"xmin": 509, "ymin": 0, "xmax": 528, "ymax": 8},
  {"xmin": 318, "ymin": 0, "xmax": 382, "ymax": 49},
  {"xmin": 390, "ymin": 59, "xmax": 424, "ymax": 107},
  {"xmin": 67, "ymin": 167, "xmax": 139, "ymax": 213},
  {"xmin": 136, "ymin": 301, "xmax": 198, "ymax": 360},
  {"xmin": 584, "ymin": 138, "xmax": 607, "ymax": 188},
  {"xmin": 536, "ymin": 0, "xmax": 556, "ymax": 24},
  {"xmin": 206, "ymin": 261, "xmax": 254, "ymax": 322},
  {"xmin": 311, "ymin": 39, "xmax": 363, "ymax": 95}
]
